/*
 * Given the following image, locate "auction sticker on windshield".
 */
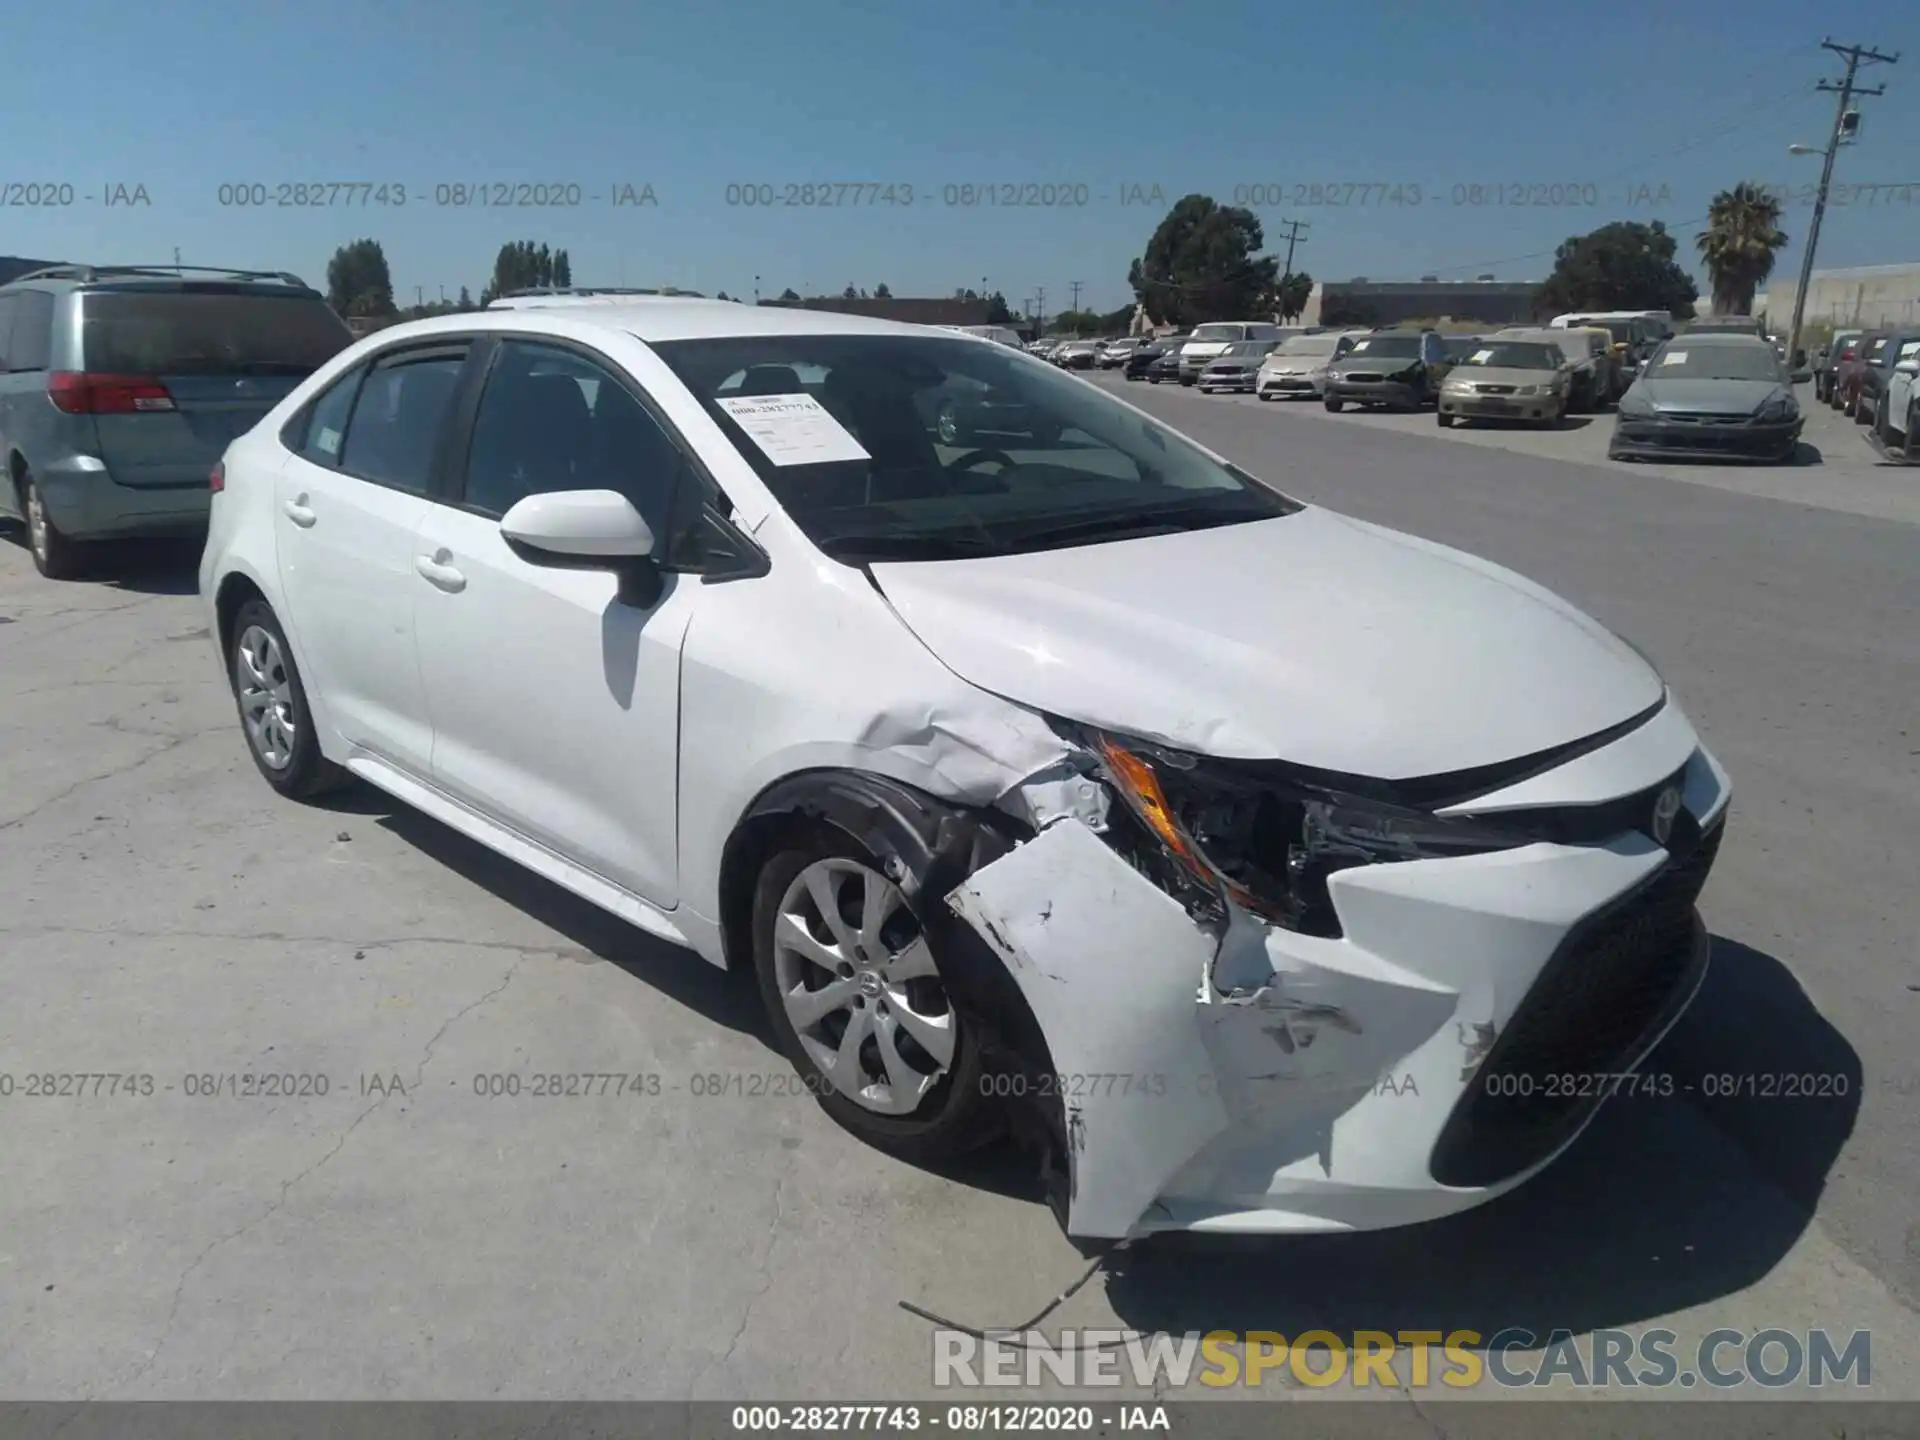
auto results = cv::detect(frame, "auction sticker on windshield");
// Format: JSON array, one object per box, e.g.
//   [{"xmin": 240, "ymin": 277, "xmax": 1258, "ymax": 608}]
[
  {"xmin": 1661, "ymin": 351, "xmax": 1688, "ymax": 365},
  {"xmin": 715, "ymin": 393, "xmax": 872, "ymax": 466}
]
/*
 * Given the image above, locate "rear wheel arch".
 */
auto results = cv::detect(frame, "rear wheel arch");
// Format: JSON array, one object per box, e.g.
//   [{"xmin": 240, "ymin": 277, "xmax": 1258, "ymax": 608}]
[{"xmin": 214, "ymin": 571, "xmax": 269, "ymax": 659}]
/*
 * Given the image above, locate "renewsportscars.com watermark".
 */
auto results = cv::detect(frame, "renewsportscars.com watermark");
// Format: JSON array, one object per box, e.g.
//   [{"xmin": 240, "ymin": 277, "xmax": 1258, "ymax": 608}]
[{"xmin": 934, "ymin": 1327, "xmax": 1872, "ymax": 1391}]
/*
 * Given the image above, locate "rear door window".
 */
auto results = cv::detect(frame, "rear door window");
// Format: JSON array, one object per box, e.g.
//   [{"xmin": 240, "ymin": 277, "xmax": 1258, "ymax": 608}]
[
  {"xmin": 78, "ymin": 289, "xmax": 353, "ymax": 376},
  {"xmin": 338, "ymin": 347, "xmax": 468, "ymax": 494},
  {"xmin": 8, "ymin": 291, "xmax": 54, "ymax": 370}
]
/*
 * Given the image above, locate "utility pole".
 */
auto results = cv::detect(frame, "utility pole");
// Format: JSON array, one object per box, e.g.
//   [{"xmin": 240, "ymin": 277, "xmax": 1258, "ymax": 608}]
[
  {"xmin": 1068, "ymin": 280, "xmax": 1083, "ymax": 320},
  {"xmin": 1035, "ymin": 286, "xmax": 1046, "ymax": 333},
  {"xmin": 439, "ymin": 284, "xmax": 446, "ymax": 303},
  {"xmin": 416, "ymin": 285, "xmax": 424, "ymax": 308},
  {"xmin": 1786, "ymin": 38, "xmax": 1898, "ymax": 370},
  {"xmin": 1274, "ymin": 218, "xmax": 1309, "ymax": 318},
  {"xmin": 173, "ymin": 247, "xmax": 181, "ymax": 274}
]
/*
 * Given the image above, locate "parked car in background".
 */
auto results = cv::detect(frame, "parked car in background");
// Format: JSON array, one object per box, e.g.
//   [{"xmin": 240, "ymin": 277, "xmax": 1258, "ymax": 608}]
[
  {"xmin": 1178, "ymin": 321, "xmax": 1285, "ymax": 385},
  {"xmin": 1565, "ymin": 326, "xmax": 1633, "ymax": 401},
  {"xmin": 1437, "ymin": 339, "xmax": 1570, "ymax": 428},
  {"xmin": 1256, "ymin": 330, "xmax": 1365, "ymax": 400},
  {"xmin": 1609, "ymin": 334, "xmax": 1802, "ymax": 462},
  {"xmin": 1570, "ymin": 317, "xmax": 1656, "ymax": 382},
  {"xmin": 1835, "ymin": 331, "xmax": 1888, "ymax": 417},
  {"xmin": 1323, "ymin": 329, "xmax": 1452, "ymax": 411},
  {"xmin": 1098, "ymin": 338, "xmax": 1142, "ymax": 369},
  {"xmin": 0, "ymin": 263, "xmax": 353, "ymax": 579},
  {"xmin": 1145, "ymin": 341, "xmax": 1189, "ymax": 384},
  {"xmin": 1869, "ymin": 332, "xmax": 1920, "ymax": 446},
  {"xmin": 1125, "ymin": 334, "xmax": 1187, "ymax": 381},
  {"xmin": 1848, "ymin": 330, "xmax": 1906, "ymax": 425},
  {"xmin": 1872, "ymin": 336, "xmax": 1920, "ymax": 457},
  {"xmin": 1552, "ymin": 310, "xmax": 1674, "ymax": 342},
  {"xmin": 1498, "ymin": 326, "xmax": 1612, "ymax": 412},
  {"xmin": 1815, "ymin": 329, "xmax": 1863, "ymax": 404},
  {"xmin": 948, "ymin": 325, "xmax": 1026, "ymax": 349},
  {"xmin": 916, "ymin": 373, "xmax": 1064, "ymax": 448},
  {"xmin": 1198, "ymin": 339, "xmax": 1281, "ymax": 393},
  {"xmin": 1025, "ymin": 338, "xmax": 1055, "ymax": 356},
  {"xmin": 1680, "ymin": 316, "xmax": 1766, "ymax": 338},
  {"xmin": 199, "ymin": 297, "xmax": 1732, "ymax": 1243},
  {"xmin": 1055, "ymin": 340, "xmax": 1103, "ymax": 370}
]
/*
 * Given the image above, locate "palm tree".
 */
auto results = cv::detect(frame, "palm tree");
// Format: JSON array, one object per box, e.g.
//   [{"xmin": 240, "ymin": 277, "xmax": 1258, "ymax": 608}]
[{"xmin": 1695, "ymin": 183, "xmax": 1788, "ymax": 316}]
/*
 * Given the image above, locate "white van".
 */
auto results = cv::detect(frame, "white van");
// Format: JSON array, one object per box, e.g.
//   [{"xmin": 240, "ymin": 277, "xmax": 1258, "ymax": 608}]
[{"xmin": 1551, "ymin": 310, "xmax": 1673, "ymax": 341}]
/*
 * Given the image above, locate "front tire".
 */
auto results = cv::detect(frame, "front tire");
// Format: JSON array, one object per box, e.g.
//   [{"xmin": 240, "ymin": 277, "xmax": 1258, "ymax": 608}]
[
  {"xmin": 1437, "ymin": 412, "xmax": 1454, "ymax": 428},
  {"xmin": 752, "ymin": 832, "xmax": 997, "ymax": 1163},
  {"xmin": 21, "ymin": 473, "xmax": 84, "ymax": 580},
  {"xmin": 1324, "ymin": 396, "xmax": 1344, "ymax": 412},
  {"xmin": 227, "ymin": 599, "xmax": 348, "ymax": 799}
]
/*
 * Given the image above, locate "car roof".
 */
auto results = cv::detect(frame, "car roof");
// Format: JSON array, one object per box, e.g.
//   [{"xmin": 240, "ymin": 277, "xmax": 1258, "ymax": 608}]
[{"xmin": 355, "ymin": 301, "xmax": 990, "ymax": 347}]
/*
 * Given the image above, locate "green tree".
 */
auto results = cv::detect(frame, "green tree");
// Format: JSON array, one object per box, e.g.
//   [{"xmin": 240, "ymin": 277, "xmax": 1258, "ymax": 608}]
[
  {"xmin": 478, "ymin": 241, "xmax": 574, "ymax": 305},
  {"xmin": 986, "ymin": 291, "xmax": 1015, "ymax": 324},
  {"xmin": 716, "ymin": 290, "xmax": 732, "ymax": 301},
  {"xmin": 874, "ymin": 282, "xmax": 892, "ymax": 299},
  {"xmin": 843, "ymin": 283, "xmax": 860, "ymax": 299},
  {"xmin": 1278, "ymin": 271, "xmax": 1313, "ymax": 323},
  {"xmin": 1695, "ymin": 182, "xmax": 1787, "ymax": 315},
  {"xmin": 457, "ymin": 285, "xmax": 474, "ymax": 311},
  {"xmin": 778, "ymin": 287, "xmax": 800, "ymax": 301},
  {"xmin": 1128, "ymin": 194, "xmax": 1279, "ymax": 328},
  {"xmin": 1533, "ymin": 220, "xmax": 1698, "ymax": 318},
  {"xmin": 325, "ymin": 239, "xmax": 395, "ymax": 317}
]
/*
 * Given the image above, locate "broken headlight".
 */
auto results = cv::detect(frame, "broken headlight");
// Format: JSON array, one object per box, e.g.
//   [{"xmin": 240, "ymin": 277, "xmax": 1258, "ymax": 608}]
[{"xmin": 1086, "ymin": 729, "xmax": 1532, "ymax": 937}]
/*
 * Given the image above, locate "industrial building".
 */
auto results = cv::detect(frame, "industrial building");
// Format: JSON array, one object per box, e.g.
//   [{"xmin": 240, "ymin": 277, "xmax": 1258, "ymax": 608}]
[
  {"xmin": 1765, "ymin": 263, "xmax": 1920, "ymax": 330},
  {"xmin": 1301, "ymin": 277, "xmax": 1542, "ymax": 328}
]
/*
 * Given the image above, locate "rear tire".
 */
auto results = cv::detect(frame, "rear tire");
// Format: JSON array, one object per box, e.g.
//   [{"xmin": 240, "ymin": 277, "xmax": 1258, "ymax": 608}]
[
  {"xmin": 227, "ymin": 598, "xmax": 349, "ymax": 800},
  {"xmin": 21, "ymin": 473, "xmax": 85, "ymax": 580},
  {"xmin": 1324, "ymin": 397, "xmax": 1344, "ymax": 412},
  {"xmin": 1436, "ymin": 412, "xmax": 1454, "ymax": 428},
  {"xmin": 752, "ymin": 830, "xmax": 999, "ymax": 1163}
]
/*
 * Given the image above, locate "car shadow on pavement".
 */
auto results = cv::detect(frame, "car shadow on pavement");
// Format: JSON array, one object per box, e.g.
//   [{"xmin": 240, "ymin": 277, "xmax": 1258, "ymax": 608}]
[
  {"xmin": 94, "ymin": 537, "xmax": 204, "ymax": 593},
  {"xmin": 324, "ymin": 784, "xmax": 776, "ymax": 1045},
  {"xmin": 1097, "ymin": 935, "xmax": 1860, "ymax": 1342},
  {"xmin": 1453, "ymin": 417, "xmax": 1598, "ymax": 433}
]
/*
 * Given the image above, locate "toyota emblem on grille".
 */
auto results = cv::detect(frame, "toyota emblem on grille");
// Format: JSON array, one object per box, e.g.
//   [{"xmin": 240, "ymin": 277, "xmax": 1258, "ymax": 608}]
[{"xmin": 1650, "ymin": 786, "xmax": 1682, "ymax": 846}]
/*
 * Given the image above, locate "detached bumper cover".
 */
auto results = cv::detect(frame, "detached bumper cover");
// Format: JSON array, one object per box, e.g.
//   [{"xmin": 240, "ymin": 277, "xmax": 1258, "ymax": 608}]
[
  {"xmin": 1441, "ymin": 393, "xmax": 1560, "ymax": 421},
  {"xmin": 1610, "ymin": 414, "xmax": 1801, "ymax": 458},
  {"xmin": 952, "ymin": 720, "xmax": 1731, "ymax": 1239}
]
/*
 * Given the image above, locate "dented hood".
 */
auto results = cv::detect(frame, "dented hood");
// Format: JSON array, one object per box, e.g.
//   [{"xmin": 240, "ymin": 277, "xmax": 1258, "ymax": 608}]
[{"xmin": 868, "ymin": 507, "xmax": 1664, "ymax": 777}]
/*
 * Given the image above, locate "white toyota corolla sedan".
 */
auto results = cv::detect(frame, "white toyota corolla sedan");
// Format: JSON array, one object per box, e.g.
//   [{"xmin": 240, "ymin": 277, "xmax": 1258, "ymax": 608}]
[{"xmin": 199, "ymin": 299, "xmax": 1731, "ymax": 1240}]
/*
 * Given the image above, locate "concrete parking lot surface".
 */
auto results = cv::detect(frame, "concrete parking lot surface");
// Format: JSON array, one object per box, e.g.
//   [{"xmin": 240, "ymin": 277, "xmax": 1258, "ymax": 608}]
[{"xmin": 2, "ymin": 375, "xmax": 1917, "ymax": 1419}]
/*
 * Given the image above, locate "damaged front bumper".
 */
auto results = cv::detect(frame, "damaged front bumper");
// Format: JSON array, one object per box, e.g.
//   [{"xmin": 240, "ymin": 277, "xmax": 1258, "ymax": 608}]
[{"xmin": 951, "ymin": 722, "xmax": 1732, "ymax": 1241}]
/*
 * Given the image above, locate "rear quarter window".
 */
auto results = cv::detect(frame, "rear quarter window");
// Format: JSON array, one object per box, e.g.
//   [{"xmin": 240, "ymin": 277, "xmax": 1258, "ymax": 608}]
[{"xmin": 78, "ymin": 290, "xmax": 353, "ymax": 375}]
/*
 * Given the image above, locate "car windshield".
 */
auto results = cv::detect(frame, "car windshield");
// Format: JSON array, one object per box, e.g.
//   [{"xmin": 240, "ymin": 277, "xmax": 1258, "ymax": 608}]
[
  {"xmin": 1457, "ymin": 342, "xmax": 1561, "ymax": 370},
  {"xmin": 1275, "ymin": 334, "xmax": 1337, "ymax": 357},
  {"xmin": 652, "ymin": 333, "xmax": 1301, "ymax": 563},
  {"xmin": 1188, "ymin": 325, "xmax": 1244, "ymax": 342},
  {"xmin": 1647, "ymin": 344, "xmax": 1784, "ymax": 382},
  {"xmin": 77, "ymin": 288, "xmax": 353, "ymax": 374},
  {"xmin": 1222, "ymin": 341, "xmax": 1268, "ymax": 356},
  {"xmin": 1345, "ymin": 335, "xmax": 1421, "ymax": 359}
]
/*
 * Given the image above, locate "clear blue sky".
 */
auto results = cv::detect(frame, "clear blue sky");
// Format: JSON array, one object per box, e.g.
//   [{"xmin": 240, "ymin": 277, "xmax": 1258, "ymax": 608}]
[{"xmin": 5, "ymin": 0, "xmax": 1913, "ymax": 313}]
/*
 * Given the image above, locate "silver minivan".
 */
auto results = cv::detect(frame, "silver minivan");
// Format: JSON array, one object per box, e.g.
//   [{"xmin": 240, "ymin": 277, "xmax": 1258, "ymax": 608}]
[{"xmin": 0, "ymin": 265, "xmax": 352, "ymax": 578}]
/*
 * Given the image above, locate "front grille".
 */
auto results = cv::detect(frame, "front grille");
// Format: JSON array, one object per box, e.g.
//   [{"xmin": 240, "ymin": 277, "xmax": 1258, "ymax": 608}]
[
  {"xmin": 1429, "ymin": 821, "xmax": 1723, "ymax": 1188},
  {"xmin": 1476, "ymin": 384, "xmax": 1517, "ymax": 395},
  {"xmin": 1345, "ymin": 372, "xmax": 1387, "ymax": 383},
  {"xmin": 1662, "ymin": 412, "xmax": 1754, "ymax": 426}
]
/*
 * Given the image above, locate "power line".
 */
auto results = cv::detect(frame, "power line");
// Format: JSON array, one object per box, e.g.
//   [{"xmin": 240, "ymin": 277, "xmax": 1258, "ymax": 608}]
[{"xmin": 1784, "ymin": 39, "xmax": 1898, "ymax": 365}]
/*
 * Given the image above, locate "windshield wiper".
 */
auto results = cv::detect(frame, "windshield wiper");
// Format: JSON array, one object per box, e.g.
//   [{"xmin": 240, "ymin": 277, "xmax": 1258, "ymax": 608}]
[
  {"xmin": 822, "ymin": 533, "xmax": 1002, "ymax": 562},
  {"xmin": 994, "ymin": 498, "xmax": 1266, "ymax": 550}
]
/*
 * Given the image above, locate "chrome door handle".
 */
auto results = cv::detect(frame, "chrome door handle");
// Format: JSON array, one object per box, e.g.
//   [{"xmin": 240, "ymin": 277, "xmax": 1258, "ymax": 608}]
[
  {"xmin": 283, "ymin": 498, "xmax": 316, "ymax": 527},
  {"xmin": 414, "ymin": 552, "xmax": 467, "ymax": 593}
]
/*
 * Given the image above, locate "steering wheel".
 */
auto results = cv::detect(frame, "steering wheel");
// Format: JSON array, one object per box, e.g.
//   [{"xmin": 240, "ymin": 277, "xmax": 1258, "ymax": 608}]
[{"xmin": 947, "ymin": 447, "xmax": 1017, "ymax": 473}]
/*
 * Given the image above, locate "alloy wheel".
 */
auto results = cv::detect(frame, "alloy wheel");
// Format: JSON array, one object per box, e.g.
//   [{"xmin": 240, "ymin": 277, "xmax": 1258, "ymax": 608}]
[
  {"xmin": 234, "ymin": 623, "xmax": 298, "ymax": 771},
  {"xmin": 772, "ymin": 857, "xmax": 955, "ymax": 1116}
]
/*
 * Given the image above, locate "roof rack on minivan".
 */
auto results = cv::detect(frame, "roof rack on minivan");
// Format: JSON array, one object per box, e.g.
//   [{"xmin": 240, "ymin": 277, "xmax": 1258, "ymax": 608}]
[{"xmin": 8, "ymin": 263, "xmax": 315, "ymax": 290}]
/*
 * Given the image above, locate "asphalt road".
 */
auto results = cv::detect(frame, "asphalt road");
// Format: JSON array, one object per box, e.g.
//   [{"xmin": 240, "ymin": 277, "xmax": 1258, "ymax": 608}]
[{"xmin": 1, "ymin": 379, "xmax": 1916, "ymax": 1419}]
